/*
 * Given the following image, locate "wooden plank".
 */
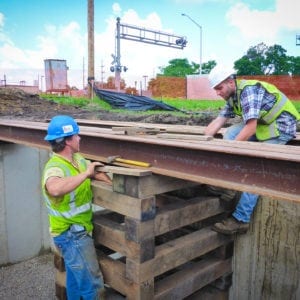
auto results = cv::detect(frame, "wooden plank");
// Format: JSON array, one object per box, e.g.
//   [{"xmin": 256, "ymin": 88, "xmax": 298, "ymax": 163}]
[
  {"xmin": 125, "ymin": 217, "xmax": 155, "ymax": 262},
  {"xmin": 55, "ymin": 270, "xmax": 66, "ymax": 287},
  {"xmin": 113, "ymin": 173, "xmax": 198, "ymax": 198},
  {"xmin": 92, "ymin": 181, "xmax": 156, "ymax": 221},
  {"xmin": 55, "ymin": 282, "xmax": 67, "ymax": 300},
  {"xmin": 185, "ymin": 286, "xmax": 229, "ymax": 300},
  {"xmin": 125, "ymin": 218, "xmax": 155, "ymax": 242},
  {"xmin": 98, "ymin": 253, "xmax": 155, "ymax": 300},
  {"xmin": 93, "ymin": 216, "xmax": 127, "ymax": 254},
  {"xmin": 155, "ymin": 196, "xmax": 224, "ymax": 236},
  {"xmin": 93, "ymin": 216, "xmax": 154, "ymax": 261},
  {"xmin": 112, "ymin": 126, "xmax": 161, "ymax": 135},
  {"xmin": 98, "ymin": 254, "xmax": 130, "ymax": 297},
  {"xmin": 126, "ymin": 228, "xmax": 233, "ymax": 283},
  {"xmin": 95, "ymin": 165, "xmax": 152, "ymax": 176},
  {"xmin": 54, "ymin": 253, "xmax": 65, "ymax": 272},
  {"xmin": 154, "ymin": 258, "xmax": 232, "ymax": 299},
  {"xmin": 157, "ymin": 133, "xmax": 213, "ymax": 141}
]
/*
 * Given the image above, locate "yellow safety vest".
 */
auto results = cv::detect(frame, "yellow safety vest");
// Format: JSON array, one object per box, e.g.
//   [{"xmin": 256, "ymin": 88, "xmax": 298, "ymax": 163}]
[
  {"xmin": 42, "ymin": 153, "xmax": 93, "ymax": 235},
  {"xmin": 232, "ymin": 79, "xmax": 300, "ymax": 141}
]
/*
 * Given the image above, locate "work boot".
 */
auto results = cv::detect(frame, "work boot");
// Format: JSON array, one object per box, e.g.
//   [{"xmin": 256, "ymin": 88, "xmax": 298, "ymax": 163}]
[
  {"xmin": 205, "ymin": 185, "xmax": 239, "ymax": 210},
  {"xmin": 212, "ymin": 217, "xmax": 249, "ymax": 235}
]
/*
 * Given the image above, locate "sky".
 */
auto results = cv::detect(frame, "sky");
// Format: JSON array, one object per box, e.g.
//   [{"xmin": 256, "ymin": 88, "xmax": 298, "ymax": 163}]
[{"xmin": 1, "ymin": 0, "xmax": 299, "ymax": 90}]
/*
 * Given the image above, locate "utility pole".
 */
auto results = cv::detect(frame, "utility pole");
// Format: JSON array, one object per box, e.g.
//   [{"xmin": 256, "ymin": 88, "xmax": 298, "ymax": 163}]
[
  {"xmin": 143, "ymin": 75, "xmax": 148, "ymax": 90},
  {"xmin": 100, "ymin": 60, "xmax": 105, "ymax": 88},
  {"xmin": 115, "ymin": 17, "xmax": 121, "ymax": 91},
  {"xmin": 87, "ymin": 0, "xmax": 94, "ymax": 99},
  {"xmin": 82, "ymin": 56, "xmax": 85, "ymax": 90}
]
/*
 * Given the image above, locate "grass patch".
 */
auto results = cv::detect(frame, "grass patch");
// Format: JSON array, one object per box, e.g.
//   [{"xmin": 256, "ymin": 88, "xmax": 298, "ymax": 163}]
[{"xmin": 39, "ymin": 94, "xmax": 300, "ymax": 114}]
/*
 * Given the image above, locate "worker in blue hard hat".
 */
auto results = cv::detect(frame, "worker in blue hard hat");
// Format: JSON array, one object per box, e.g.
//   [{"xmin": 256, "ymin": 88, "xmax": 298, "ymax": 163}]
[
  {"xmin": 205, "ymin": 66, "xmax": 300, "ymax": 235},
  {"xmin": 42, "ymin": 115, "xmax": 111, "ymax": 299}
]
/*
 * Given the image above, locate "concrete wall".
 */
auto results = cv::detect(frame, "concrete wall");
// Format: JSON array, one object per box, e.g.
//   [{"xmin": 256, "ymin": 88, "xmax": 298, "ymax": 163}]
[
  {"xmin": 0, "ymin": 143, "xmax": 51, "ymax": 265},
  {"xmin": 231, "ymin": 196, "xmax": 300, "ymax": 299},
  {"xmin": 0, "ymin": 143, "xmax": 299, "ymax": 300},
  {"xmin": 186, "ymin": 75, "xmax": 221, "ymax": 100}
]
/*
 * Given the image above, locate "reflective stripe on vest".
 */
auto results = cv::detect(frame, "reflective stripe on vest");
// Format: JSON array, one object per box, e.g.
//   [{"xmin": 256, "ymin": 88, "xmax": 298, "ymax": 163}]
[
  {"xmin": 260, "ymin": 93, "xmax": 288, "ymax": 123},
  {"xmin": 43, "ymin": 155, "xmax": 91, "ymax": 219},
  {"xmin": 233, "ymin": 79, "xmax": 299, "ymax": 140}
]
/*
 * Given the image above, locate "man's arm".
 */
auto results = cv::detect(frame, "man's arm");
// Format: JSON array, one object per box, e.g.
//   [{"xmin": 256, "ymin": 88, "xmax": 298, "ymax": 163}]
[
  {"xmin": 45, "ymin": 161, "xmax": 102, "ymax": 197},
  {"xmin": 235, "ymin": 118, "xmax": 257, "ymax": 141},
  {"xmin": 204, "ymin": 116, "xmax": 228, "ymax": 136}
]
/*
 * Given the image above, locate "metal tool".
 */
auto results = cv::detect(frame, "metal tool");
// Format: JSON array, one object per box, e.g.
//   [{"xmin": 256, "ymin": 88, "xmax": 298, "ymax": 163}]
[{"xmin": 107, "ymin": 155, "xmax": 151, "ymax": 167}]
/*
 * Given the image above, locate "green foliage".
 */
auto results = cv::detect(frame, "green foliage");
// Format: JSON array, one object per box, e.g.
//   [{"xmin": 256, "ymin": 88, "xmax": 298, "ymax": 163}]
[
  {"xmin": 158, "ymin": 58, "xmax": 216, "ymax": 77},
  {"xmin": 234, "ymin": 42, "xmax": 300, "ymax": 75},
  {"xmin": 40, "ymin": 94, "xmax": 112, "ymax": 110},
  {"xmin": 40, "ymin": 94, "xmax": 299, "ymax": 115},
  {"xmin": 160, "ymin": 98, "xmax": 225, "ymax": 111},
  {"xmin": 159, "ymin": 58, "xmax": 197, "ymax": 77},
  {"xmin": 201, "ymin": 60, "xmax": 217, "ymax": 74}
]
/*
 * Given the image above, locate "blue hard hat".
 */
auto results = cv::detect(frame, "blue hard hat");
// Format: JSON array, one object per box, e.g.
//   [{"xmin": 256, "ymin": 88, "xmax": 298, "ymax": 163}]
[{"xmin": 45, "ymin": 115, "xmax": 79, "ymax": 141}]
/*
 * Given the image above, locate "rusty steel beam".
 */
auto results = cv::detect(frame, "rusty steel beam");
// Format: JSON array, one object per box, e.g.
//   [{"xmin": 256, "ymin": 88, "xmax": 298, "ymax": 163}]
[{"xmin": 0, "ymin": 120, "xmax": 299, "ymax": 202}]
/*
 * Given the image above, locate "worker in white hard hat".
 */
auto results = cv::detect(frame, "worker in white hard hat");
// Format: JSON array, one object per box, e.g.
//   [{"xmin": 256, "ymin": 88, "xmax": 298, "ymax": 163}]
[{"xmin": 205, "ymin": 66, "xmax": 300, "ymax": 235}]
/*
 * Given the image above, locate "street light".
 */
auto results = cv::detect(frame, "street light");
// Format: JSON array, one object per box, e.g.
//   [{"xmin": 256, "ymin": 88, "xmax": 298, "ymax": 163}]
[{"xmin": 181, "ymin": 13, "xmax": 202, "ymax": 75}]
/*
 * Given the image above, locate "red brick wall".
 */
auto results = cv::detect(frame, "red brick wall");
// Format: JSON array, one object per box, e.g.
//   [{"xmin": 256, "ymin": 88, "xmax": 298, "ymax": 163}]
[
  {"xmin": 148, "ymin": 75, "xmax": 300, "ymax": 100},
  {"xmin": 3, "ymin": 84, "xmax": 40, "ymax": 94},
  {"xmin": 239, "ymin": 75, "xmax": 300, "ymax": 100},
  {"xmin": 149, "ymin": 77, "xmax": 186, "ymax": 98}
]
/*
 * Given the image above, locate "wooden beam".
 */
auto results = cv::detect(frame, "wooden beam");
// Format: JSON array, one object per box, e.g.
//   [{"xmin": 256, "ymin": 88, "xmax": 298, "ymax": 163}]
[
  {"xmin": 92, "ymin": 181, "xmax": 156, "ymax": 221},
  {"xmin": 155, "ymin": 196, "xmax": 225, "ymax": 235},
  {"xmin": 113, "ymin": 173, "xmax": 197, "ymax": 198},
  {"xmin": 154, "ymin": 258, "xmax": 232, "ymax": 299},
  {"xmin": 126, "ymin": 228, "xmax": 233, "ymax": 283}
]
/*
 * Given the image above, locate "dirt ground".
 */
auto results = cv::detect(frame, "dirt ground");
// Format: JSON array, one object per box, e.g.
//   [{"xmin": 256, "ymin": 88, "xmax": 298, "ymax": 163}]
[
  {"xmin": 0, "ymin": 87, "xmax": 217, "ymax": 126},
  {"xmin": 1, "ymin": 86, "xmax": 299, "ymax": 138}
]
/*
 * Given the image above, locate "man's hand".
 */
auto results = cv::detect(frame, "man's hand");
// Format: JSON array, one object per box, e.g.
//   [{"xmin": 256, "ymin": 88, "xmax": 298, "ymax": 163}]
[
  {"xmin": 205, "ymin": 116, "xmax": 228, "ymax": 137},
  {"xmin": 85, "ymin": 161, "xmax": 104, "ymax": 178}
]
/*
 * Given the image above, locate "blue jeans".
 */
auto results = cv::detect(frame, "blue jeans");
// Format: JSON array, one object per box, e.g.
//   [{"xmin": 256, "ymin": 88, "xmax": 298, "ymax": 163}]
[
  {"xmin": 53, "ymin": 226, "xmax": 104, "ymax": 300},
  {"xmin": 224, "ymin": 123, "xmax": 293, "ymax": 223}
]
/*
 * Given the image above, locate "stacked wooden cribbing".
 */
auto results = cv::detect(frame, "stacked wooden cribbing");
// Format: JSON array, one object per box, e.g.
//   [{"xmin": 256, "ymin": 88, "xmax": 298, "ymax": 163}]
[
  {"xmin": 91, "ymin": 168, "xmax": 234, "ymax": 299},
  {"xmin": 54, "ymin": 167, "xmax": 234, "ymax": 299}
]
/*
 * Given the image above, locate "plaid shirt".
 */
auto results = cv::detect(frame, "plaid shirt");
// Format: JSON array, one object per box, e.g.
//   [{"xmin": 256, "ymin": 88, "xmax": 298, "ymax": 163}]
[{"xmin": 219, "ymin": 82, "xmax": 297, "ymax": 137}]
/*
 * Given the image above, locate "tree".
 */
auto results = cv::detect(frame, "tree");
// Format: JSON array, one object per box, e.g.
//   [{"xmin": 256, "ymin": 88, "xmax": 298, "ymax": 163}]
[
  {"xmin": 234, "ymin": 42, "xmax": 300, "ymax": 75},
  {"xmin": 234, "ymin": 42, "xmax": 267, "ymax": 75},
  {"xmin": 201, "ymin": 60, "xmax": 217, "ymax": 74},
  {"xmin": 159, "ymin": 58, "xmax": 197, "ymax": 77},
  {"xmin": 264, "ymin": 44, "xmax": 289, "ymax": 74},
  {"xmin": 288, "ymin": 56, "xmax": 300, "ymax": 75},
  {"xmin": 159, "ymin": 58, "xmax": 216, "ymax": 77}
]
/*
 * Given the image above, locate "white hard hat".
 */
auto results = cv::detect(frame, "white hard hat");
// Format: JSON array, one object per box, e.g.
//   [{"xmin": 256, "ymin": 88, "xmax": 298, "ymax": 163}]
[{"xmin": 208, "ymin": 66, "xmax": 235, "ymax": 88}]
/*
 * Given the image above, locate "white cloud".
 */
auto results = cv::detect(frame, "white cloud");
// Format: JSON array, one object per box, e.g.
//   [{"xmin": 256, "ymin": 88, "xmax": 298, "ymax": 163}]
[
  {"xmin": 226, "ymin": 3, "xmax": 278, "ymax": 43},
  {"xmin": 226, "ymin": 0, "xmax": 300, "ymax": 44},
  {"xmin": 276, "ymin": 0, "xmax": 300, "ymax": 30},
  {"xmin": 112, "ymin": 3, "xmax": 122, "ymax": 15},
  {"xmin": 0, "ymin": 4, "xmax": 188, "ymax": 89}
]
